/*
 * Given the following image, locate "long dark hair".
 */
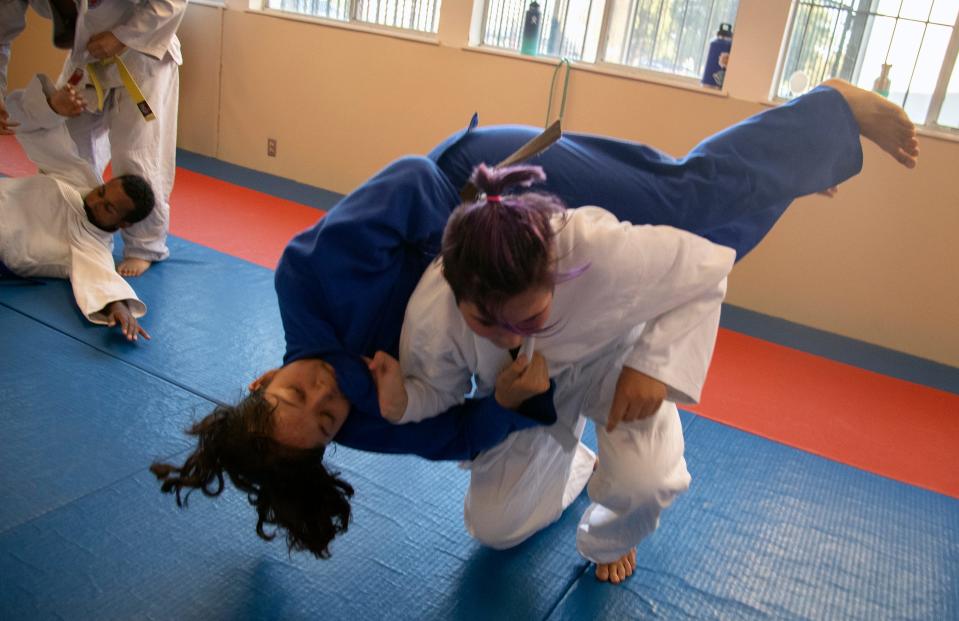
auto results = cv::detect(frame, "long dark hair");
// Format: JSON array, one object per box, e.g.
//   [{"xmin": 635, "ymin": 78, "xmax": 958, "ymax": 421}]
[
  {"xmin": 441, "ymin": 163, "xmax": 582, "ymax": 329},
  {"xmin": 150, "ymin": 390, "xmax": 354, "ymax": 559}
]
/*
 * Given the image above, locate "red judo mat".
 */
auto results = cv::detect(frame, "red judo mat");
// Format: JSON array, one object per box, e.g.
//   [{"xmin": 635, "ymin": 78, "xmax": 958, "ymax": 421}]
[
  {"xmin": 2, "ymin": 134, "xmax": 956, "ymax": 498},
  {"xmin": 688, "ymin": 330, "xmax": 959, "ymax": 498}
]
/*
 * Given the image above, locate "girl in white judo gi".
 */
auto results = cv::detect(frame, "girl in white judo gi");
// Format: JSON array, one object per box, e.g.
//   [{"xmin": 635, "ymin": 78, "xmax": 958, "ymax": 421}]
[
  {"xmin": 368, "ymin": 161, "xmax": 734, "ymax": 583},
  {"xmin": 58, "ymin": 0, "xmax": 185, "ymax": 276},
  {"xmin": 1, "ymin": 74, "xmax": 153, "ymax": 340}
]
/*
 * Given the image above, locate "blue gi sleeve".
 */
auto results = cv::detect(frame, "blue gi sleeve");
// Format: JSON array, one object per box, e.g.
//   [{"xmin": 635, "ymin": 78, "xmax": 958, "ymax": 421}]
[{"xmin": 335, "ymin": 394, "xmax": 544, "ymax": 461}]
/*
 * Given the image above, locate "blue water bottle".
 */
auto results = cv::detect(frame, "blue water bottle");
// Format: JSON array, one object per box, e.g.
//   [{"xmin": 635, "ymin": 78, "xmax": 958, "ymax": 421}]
[
  {"xmin": 520, "ymin": 1, "xmax": 542, "ymax": 56},
  {"xmin": 701, "ymin": 23, "xmax": 733, "ymax": 88}
]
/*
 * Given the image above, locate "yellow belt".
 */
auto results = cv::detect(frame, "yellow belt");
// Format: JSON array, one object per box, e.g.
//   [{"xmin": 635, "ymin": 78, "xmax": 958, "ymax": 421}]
[{"xmin": 85, "ymin": 56, "xmax": 156, "ymax": 122}]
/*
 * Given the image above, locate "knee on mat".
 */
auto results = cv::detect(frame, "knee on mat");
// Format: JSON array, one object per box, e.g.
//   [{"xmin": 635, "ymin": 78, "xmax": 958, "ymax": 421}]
[
  {"xmin": 464, "ymin": 505, "xmax": 539, "ymax": 550},
  {"xmin": 467, "ymin": 522, "xmax": 532, "ymax": 550}
]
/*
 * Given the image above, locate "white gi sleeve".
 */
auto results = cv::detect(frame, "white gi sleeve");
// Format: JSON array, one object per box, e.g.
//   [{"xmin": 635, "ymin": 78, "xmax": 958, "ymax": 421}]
[
  {"xmin": 110, "ymin": 0, "xmax": 186, "ymax": 60},
  {"xmin": 619, "ymin": 226, "xmax": 734, "ymax": 404},
  {"xmin": 560, "ymin": 208, "xmax": 734, "ymax": 405},
  {"xmin": 397, "ymin": 264, "xmax": 475, "ymax": 424},
  {"xmin": 4, "ymin": 74, "xmax": 101, "ymax": 189},
  {"xmin": 68, "ymin": 216, "xmax": 146, "ymax": 324}
]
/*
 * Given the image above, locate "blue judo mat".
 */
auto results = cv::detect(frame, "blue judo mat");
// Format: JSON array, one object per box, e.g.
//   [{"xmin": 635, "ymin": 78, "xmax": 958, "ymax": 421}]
[
  {"xmin": 0, "ymin": 237, "xmax": 284, "ymax": 405},
  {"xmin": 1, "ymin": 235, "xmax": 957, "ymax": 620}
]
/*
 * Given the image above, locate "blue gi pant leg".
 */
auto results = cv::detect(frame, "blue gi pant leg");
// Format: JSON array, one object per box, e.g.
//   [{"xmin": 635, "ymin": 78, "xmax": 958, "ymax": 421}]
[{"xmin": 429, "ymin": 86, "xmax": 863, "ymax": 260}]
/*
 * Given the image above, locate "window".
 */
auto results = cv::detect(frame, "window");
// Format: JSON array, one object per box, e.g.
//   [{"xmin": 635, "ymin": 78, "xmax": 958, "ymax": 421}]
[
  {"xmin": 267, "ymin": 0, "xmax": 442, "ymax": 34},
  {"xmin": 481, "ymin": 0, "xmax": 740, "ymax": 80},
  {"xmin": 777, "ymin": 1, "xmax": 959, "ymax": 130}
]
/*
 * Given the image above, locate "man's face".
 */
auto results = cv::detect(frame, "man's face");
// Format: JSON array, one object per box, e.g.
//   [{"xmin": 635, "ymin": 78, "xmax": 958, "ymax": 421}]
[
  {"xmin": 257, "ymin": 359, "xmax": 352, "ymax": 450},
  {"xmin": 83, "ymin": 178, "xmax": 134, "ymax": 232}
]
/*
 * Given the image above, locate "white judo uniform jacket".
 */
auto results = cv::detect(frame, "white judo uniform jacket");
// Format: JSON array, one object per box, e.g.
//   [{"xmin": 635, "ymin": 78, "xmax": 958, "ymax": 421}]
[
  {"xmin": 0, "ymin": 74, "xmax": 146, "ymax": 324},
  {"xmin": 400, "ymin": 206, "xmax": 735, "ymax": 435},
  {"xmin": 398, "ymin": 207, "xmax": 735, "ymax": 563},
  {"xmin": 61, "ymin": 0, "xmax": 183, "ymax": 87},
  {"xmin": 57, "ymin": 0, "xmax": 184, "ymax": 262}
]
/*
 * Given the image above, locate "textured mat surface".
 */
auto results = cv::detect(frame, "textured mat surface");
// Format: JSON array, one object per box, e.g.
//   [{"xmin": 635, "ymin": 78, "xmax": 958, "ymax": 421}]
[
  {"xmin": 0, "ymin": 306, "xmax": 207, "ymax": 533},
  {"xmin": 549, "ymin": 416, "xmax": 959, "ymax": 621},
  {"xmin": 169, "ymin": 165, "xmax": 329, "ymax": 270},
  {"xmin": 0, "ymin": 237, "xmax": 284, "ymax": 405},
  {"xmin": 0, "ymin": 445, "xmax": 591, "ymax": 620}
]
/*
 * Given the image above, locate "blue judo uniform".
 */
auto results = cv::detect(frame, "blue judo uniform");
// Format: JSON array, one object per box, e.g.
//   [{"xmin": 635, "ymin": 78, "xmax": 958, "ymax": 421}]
[{"xmin": 275, "ymin": 86, "xmax": 862, "ymax": 461}]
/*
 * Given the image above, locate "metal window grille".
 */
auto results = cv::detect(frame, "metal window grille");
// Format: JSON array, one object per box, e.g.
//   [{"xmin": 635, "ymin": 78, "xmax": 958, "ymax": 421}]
[
  {"xmin": 482, "ymin": 0, "xmax": 602, "ymax": 61},
  {"xmin": 604, "ymin": 0, "xmax": 739, "ymax": 77},
  {"xmin": 268, "ymin": 0, "xmax": 442, "ymax": 33},
  {"xmin": 482, "ymin": 0, "xmax": 739, "ymax": 78},
  {"xmin": 778, "ymin": 0, "xmax": 959, "ymax": 129},
  {"xmin": 268, "ymin": 0, "xmax": 350, "ymax": 20}
]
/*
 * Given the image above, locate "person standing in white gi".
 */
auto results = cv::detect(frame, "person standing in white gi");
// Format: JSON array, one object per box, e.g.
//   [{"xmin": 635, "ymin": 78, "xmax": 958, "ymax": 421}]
[
  {"xmin": 2, "ymin": 73, "xmax": 153, "ymax": 340},
  {"xmin": 60, "ymin": 0, "xmax": 184, "ymax": 276},
  {"xmin": 0, "ymin": 0, "xmax": 52, "ymax": 133},
  {"xmin": 368, "ymin": 163, "xmax": 734, "ymax": 584}
]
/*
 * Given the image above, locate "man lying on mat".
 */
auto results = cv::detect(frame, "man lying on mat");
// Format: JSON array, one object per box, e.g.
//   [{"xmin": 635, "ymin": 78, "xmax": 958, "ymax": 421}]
[
  {"xmin": 1, "ymin": 75, "xmax": 153, "ymax": 341},
  {"xmin": 151, "ymin": 80, "xmax": 918, "ymax": 580}
]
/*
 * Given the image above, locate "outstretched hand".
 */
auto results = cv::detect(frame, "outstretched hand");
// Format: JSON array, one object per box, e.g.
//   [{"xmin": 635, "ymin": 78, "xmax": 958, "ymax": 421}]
[
  {"xmin": 87, "ymin": 31, "xmax": 126, "ymax": 59},
  {"xmin": 105, "ymin": 300, "xmax": 151, "ymax": 342},
  {"xmin": 495, "ymin": 351, "xmax": 550, "ymax": 410},
  {"xmin": 365, "ymin": 351, "xmax": 408, "ymax": 423},
  {"xmin": 48, "ymin": 84, "xmax": 87, "ymax": 117},
  {"xmin": 606, "ymin": 367, "xmax": 666, "ymax": 432},
  {"xmin": 0, "ymin": 101, "xmax": 18, "ymax": 135}
]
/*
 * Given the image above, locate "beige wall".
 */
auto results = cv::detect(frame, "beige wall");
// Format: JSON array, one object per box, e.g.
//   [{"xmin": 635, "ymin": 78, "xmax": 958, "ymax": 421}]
[
  {"xmin": 7, "ymin": 10, "xmax": 67, "ymax": 88},
  {"xmin": 174, "ymin": 3, "xmax": 222, "ymax": 155},
  {"xmin": 7, "ymin": 1, "xmax": 958, "ymax": 367}
]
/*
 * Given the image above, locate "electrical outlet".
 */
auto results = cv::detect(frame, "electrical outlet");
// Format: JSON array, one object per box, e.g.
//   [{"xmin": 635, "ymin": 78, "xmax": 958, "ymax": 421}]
[{"xmin": 267, "ymin": 138, "xmax": 277, "ymax": 157}]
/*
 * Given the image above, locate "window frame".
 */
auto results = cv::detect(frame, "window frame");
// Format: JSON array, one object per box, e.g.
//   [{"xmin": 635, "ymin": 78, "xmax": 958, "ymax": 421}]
[
  {"xmin": 262, "ymin": 0, "xmax": 443, "ymax": 37},
  {"xmin": 476, "ymin": 0, "xmax": 742, "ymax": 89},
  {"xmin": 772, "ymin": 0, "xmax": 959, "ymax": 133}
]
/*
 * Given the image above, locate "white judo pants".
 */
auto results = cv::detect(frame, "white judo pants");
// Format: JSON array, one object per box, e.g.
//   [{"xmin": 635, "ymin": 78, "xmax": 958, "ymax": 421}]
[
  {"xmin": 67, "ymin": 56, "xmax": 179, "ymax": 262},
  {"xmin": 464, "ymin": 400, "xmax": 689, "ymax": 564}
]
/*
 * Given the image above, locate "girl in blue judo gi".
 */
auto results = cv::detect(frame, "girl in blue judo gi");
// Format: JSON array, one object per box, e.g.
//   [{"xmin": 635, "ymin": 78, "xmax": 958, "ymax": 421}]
[{"xmin": 151, "ymin": 80, "xmax": 918, "ymax": 563}]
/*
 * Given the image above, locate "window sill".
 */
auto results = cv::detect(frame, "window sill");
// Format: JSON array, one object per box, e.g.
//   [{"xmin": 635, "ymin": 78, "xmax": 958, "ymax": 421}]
[
  {"xmin": 254, "ymin": 8, "xmax": 440, "ymax": 47},
  {"xmin": 459, "ymin": 45, "xmax": 728, "ymax": 99},
  {"xmin": 917, "ymin": 125, "xmax": 959, "ymax": 144},
  {"xmin": 189, "ymin": 0, "xmax": 225, "ymax": 8}
]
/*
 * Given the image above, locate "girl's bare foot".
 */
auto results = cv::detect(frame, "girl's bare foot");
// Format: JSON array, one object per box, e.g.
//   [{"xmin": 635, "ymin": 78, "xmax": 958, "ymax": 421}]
[
  {"xmin": 117, "ymin": 257, "xmax": 152, "ymax": 277},
  {"xmin": 595, "ymin": 548, "xmax": 636, "ymax": 585},
  {"xmin": 823, "ymin": 78, "xmax": 920, "ymax": 168}
]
